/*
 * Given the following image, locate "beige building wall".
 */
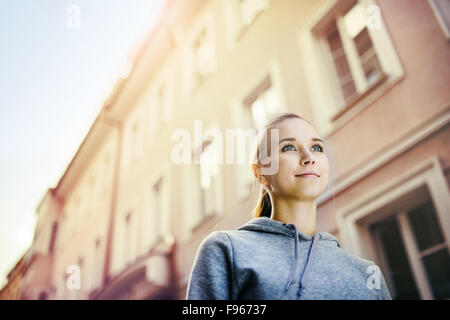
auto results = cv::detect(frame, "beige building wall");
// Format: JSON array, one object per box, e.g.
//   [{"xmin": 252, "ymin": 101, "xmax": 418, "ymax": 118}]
[
  {"xmin": 50, "ymin": 126, "xmax": 118, "ymax": 299},
  {"xmin": 0, "ymin": 251, "xmax": 28, "ymax": 300}
]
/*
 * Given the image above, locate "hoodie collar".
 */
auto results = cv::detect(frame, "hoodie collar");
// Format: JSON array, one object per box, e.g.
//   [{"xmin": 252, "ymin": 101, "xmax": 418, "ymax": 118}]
[
  {"xmin": 237, "ymin": 217, "xmax": 340, "ymax": 297},
  {"xmin": 237, "ymin": 217, "xmax": 340, "ymax": 245}
]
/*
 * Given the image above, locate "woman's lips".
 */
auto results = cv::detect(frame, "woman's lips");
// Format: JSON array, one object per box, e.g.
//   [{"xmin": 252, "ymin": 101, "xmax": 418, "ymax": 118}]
[
  {"xmin": 298, "ymin": 174, "xmax": 318, "ymax": 179},
  {"xmin": 295, "ymin": 174, "xmax": 319, "ymax": 179}
]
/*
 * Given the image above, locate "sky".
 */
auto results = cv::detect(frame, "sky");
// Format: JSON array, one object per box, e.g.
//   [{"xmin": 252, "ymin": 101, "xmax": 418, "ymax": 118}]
[{"xmin": 0, "ymin": 0, "xmax": 165, "ymax": 288}]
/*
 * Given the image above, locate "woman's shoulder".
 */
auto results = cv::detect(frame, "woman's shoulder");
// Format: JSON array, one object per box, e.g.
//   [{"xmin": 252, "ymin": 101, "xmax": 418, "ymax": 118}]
[
  {"xmin": 335, "ymin": 246, "xmax": 380, "ymax": 271},
  {"xmin": 199, "ymin": 230, "xmax": 230, "ymax": 244},
  {"xmin": 198, "ymin": 228, "xmax": 258, "ymax": 252}
]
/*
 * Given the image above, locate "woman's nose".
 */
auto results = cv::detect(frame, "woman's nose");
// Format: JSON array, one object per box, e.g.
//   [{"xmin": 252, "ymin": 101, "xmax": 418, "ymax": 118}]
[
  {"xmin": 299, "ymin": 149, "xmax": 315, "ymax": 166},
  {"xmin": 301, "ymin": 158, "xmax": 315, "ymax": 166}
]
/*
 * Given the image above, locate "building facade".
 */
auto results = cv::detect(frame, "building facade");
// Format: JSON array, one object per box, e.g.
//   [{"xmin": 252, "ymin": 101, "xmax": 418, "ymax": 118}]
[
  {"xmin": 0, "ymin": 250, "xmax": 29, "ymax": 300},
  {"xmin": 2, "ymin": 0, "xmax": 450, "ymax": 300}
]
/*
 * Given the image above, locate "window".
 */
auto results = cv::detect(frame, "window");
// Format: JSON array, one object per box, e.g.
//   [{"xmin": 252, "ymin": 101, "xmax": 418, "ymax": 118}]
[
  {"xmin": 147, "ymin": 168, "xmax": 171, "ymax": 247},
  {"xmin": 371, "ymin": 215, "xmax": 420, "ymax": 299},
  {"xmin": 231, "ymin": 68, "xmax": 286, "ymax": 201},
  {"xmin": 124, "ymin": 111, "xmax": 144, "ymax": 171},
  {"xmin": 370, "ymin": 201, "xmax": 450, "ymax": 299},
  {"xmin": 147, "ymin": 68, "xmax": 173, "ymax": 139},
  {"xmin": 226, "ymin": 0, "xmax": 269, "ymax": 46},
  {"xmin": 185, "ymin": 15, "xmax": 215, "ymax": 96},
  {"xmin": 196, "ymin": 138, "xmax": 222, "ymax": 221},
  {"xmin": 184, "ymin": 134, "xmax": 223, "ymax": 236},
  {"xmin": 325, "ymin": 22, "xmax": 357, "ymax": 103},
  {"xmin": 153, "ymin": 83, "xmax": 171, "ymax": 134},
  {"xmin": 192, "ymin": 28, "xmax": 214, "ymax": 92},
  {"xmin": 302, "ymin": 0, "xmax": 403, "ymax": 132},
  {"xmin": 325, "ymin": 2, "xmax": 384, "ymax": 108},
  {"xmin": 244, "ymin": 75, "xmax": 281, "ymax": 130},
  {"xmin": 429, "ymin": 0, "xmax": 450, "ymax": 40}
]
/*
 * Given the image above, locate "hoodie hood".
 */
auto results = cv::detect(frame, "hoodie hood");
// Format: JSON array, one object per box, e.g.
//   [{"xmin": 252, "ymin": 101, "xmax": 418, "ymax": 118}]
[{"xmin": 237, "ymin": 217, "xmax": 340, "ymax": 297}]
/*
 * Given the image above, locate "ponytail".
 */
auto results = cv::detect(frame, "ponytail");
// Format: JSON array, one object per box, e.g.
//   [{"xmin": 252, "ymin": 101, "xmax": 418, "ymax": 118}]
[{"xmin": 253, "ymin": 187, "xmax": 272, "ymax": 218}]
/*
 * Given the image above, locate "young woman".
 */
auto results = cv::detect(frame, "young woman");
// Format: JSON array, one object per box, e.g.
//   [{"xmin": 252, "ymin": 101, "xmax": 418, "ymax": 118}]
[{"xmin": 186, "ymin": 112, "xmax": 392, "ymax": 300}]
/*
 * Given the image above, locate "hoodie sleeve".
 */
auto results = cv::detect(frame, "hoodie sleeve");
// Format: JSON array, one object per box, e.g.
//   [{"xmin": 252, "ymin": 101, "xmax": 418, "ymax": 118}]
[{"xmin": 186, "ymin": 231, "xmax": 236, "ymax": 300}]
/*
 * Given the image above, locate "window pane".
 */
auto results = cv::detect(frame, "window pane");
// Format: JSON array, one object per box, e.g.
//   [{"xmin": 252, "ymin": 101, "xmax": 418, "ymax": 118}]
[
  {"xmin": 422, "ymin": 248, "xmax": 450, "ymax": 299},
  {"xmin": 370, "ymin": 215, "xmax": 420, "ymax": 299},
  {"xmin": 200, "ymin": 142, "xmax": 219, "ymax": 216},
  {"xmin": 354, "ymin": 28, "xmax": 372, "ymax": 56},
  {"xmin": 193, "ymin": 27, "xmax": 212, "ymax": 86},
  {"xmin": 407, "ymin": 202, "xmax": 444, "ymax": 252},
  {"xmin": 326, "ymin": 24, "xmax": 357, "ymax": 102},
  {"xmin": 327, "ymin": 27, "xmax": 343, "ymax": 51},
  {"xmin": 251, "ymin": 90, "xmax": 279, "ymax": 129},
  {"xmin": 341, "ymin": 81, "xmax": 357, "ymax": 100},
  {"xmin": 354, "ymin": 28, "xmax": 382, "ymax": 85},
  {"xmin": 362, "ymin": 54, "xmax": 382, "ymax": 86}
]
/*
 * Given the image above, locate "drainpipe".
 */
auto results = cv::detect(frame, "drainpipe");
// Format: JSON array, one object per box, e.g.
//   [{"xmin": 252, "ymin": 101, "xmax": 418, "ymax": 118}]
[{"xmin": 98, "ymin": 109, "xmax": 124, "ymax": 291}]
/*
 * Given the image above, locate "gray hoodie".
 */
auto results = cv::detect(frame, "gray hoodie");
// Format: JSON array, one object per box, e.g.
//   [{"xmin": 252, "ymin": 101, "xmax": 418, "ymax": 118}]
[{"xmin": 186, "ymin": 217, "xmax": 392, "ymax": 300}]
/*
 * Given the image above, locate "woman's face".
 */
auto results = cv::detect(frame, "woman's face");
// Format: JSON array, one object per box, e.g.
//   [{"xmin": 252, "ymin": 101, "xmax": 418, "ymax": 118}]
[{"xmin": 258, "ymin": 118, "xmax": 330, "ymax": 201}]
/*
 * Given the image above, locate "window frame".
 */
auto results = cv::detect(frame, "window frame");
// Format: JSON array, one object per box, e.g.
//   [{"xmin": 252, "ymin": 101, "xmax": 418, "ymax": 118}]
[
  {"xmin": 183, "ymin": 12, "xmax": 216, "ymax": 97},
  {"xmin": 230, "ymin": 60, "xmax": 288, "ymax": 201},
  {"xmin": 324, "ymin": 4, "xmax": 389, "ymax": 114},
  {"xmin": 337, "ymin": 156, "xmax": 450, "ymax": 300},
  {"xmin": 146, "ymin": 65, "xmax": 174, "ymax": 140},
  {"xmin": 370, "ymin": 205, "xmax": 449, "ymax": 300},
  {"xmin": 298, "ymin": 0, "xmax": 404, "ymax": 137},
  {"xmin": 197, "ymin": 138, "xmax": 221, "ymax": 218},
  {"xmin": 182, "ymin": 123, "xmax": 224, "ymax": 240},
  {"xmin": 224, "ymin": 0, "xmax": 270, "ymax": 50},
  {"xmin": 146, "ymin": 163, "xmax": 171, "ymax": 248}
]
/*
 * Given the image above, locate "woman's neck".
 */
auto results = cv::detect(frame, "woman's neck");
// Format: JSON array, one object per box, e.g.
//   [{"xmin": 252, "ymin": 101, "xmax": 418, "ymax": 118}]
[{"xmin": 270, "ymin": 196, "xmax": 318, "ymax": 236}]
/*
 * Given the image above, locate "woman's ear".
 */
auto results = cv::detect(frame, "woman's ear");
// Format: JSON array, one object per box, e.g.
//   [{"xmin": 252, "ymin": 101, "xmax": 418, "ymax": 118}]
[{"xmin": 252, "ymin": 163, "xmax": 270, "ymax": 187}]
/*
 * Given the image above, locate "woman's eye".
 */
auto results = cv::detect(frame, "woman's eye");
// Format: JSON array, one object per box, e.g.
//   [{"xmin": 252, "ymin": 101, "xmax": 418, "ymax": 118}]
[
  {"xmin": 281, "ymin": 144, "xmax": 296, "ymax": 152},
  {"xmin": 312, "ymin": 145, "xmax": 324, "ymax": 152},
  {"xmin": 282, "ymin": 144, "xmax": 324, "ymax": 152}
]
